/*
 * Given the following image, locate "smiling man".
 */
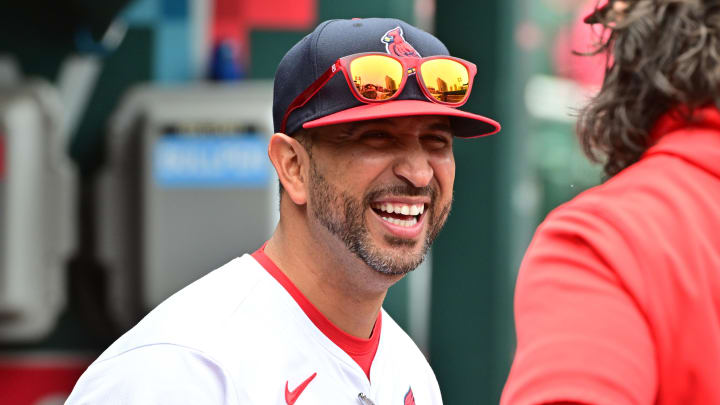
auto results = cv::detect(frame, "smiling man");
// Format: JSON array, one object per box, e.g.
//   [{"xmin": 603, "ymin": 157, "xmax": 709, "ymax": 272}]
[{"xmin": 67, "ymin": 18, "xmax": 499, "ymax": 405}]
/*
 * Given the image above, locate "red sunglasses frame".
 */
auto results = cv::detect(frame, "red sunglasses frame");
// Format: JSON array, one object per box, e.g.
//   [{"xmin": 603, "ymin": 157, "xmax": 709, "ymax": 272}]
[{"xmin": 280, "ymin": 52, "xmax": 478, "ymax": 134}]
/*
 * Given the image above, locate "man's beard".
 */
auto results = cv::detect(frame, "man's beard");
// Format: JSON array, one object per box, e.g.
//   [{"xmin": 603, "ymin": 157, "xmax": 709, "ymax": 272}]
[{"xmin": 308, "ymin": 161, "xmax": 451, "ymax": 276}]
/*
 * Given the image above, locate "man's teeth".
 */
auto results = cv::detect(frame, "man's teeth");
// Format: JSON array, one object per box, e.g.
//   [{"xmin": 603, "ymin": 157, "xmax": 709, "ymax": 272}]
[
  {"xmin": 381, "ymin": 216, "xmax": 418, "ymax": 227},
  {"xmin": 371, "ymin": 202, "xmax": 425, "ymax": 228},
  {"xmin": 373, "ymin": 203, "xmax": 425, "ymax": 216}
]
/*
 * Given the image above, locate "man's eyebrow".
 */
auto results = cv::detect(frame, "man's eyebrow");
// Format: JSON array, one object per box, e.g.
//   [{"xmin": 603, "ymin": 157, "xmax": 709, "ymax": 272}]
[
  {"xmin": 426, "ymin": 122, "xmax": 453, "ymax": 134},
  {"xmin": 343, "ymin": 119, "xmax": 453, "ymax": 136}
]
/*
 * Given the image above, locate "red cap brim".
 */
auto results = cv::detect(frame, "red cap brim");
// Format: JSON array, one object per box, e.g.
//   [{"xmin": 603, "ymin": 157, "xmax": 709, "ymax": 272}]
[
  {"xmin": 584, "ymin": 0, "xmax": 610, "ymax": 24},
  {"xmin": 302, "ymin": 100, "xmax": 501, "ymax": 138}
]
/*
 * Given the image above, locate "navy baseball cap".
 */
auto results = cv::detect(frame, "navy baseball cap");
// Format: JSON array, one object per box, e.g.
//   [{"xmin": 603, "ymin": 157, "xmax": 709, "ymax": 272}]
[{"xmin": 272, "ymin": 17, "xmax": 501, "ymax": 138}]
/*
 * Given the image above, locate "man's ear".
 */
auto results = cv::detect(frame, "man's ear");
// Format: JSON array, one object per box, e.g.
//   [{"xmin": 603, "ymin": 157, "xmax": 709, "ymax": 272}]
[{"xmin": 268, "ymin": 133, "xmax": 309, "ymax": 205}]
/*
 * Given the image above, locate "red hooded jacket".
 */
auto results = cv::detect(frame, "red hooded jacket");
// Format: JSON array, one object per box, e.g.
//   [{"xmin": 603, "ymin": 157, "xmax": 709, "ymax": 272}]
[{"xmin": 502, "ymin": 106, "xmax": 720, "ymax": 405}]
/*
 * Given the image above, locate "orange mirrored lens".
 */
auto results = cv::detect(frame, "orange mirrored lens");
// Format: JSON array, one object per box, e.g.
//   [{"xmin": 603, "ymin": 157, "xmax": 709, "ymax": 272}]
[
  {"xmin": 419, "ymin": 59, "xmax": 470, "ymax": 104},
  {"xmin": 349, "ymin": 55, "xmax": 404, "ymax": 101}
]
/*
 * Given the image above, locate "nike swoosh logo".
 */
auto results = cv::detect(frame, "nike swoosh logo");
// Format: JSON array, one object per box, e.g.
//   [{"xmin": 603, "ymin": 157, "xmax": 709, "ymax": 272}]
[{"xmin": 285, "ymin": 372, "xmax": 317, "ymax": 405}]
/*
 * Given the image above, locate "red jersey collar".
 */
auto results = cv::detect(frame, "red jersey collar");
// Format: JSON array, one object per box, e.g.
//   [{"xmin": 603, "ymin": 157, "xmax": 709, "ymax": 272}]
[
  {"xmin": 646, "ymin": 105, "xmax": 720, "ymax": 178},
  {"xmin": 251, "ymin": 245, "xmax": 381, "ymax": 378},
  {"xmin": 650, "ymin": 105, "xmax": 720, "ymax": 144}
]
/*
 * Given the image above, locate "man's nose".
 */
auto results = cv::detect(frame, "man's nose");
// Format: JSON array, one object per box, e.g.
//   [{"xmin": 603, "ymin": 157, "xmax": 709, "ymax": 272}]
[{"xmin": 393, "ymin": 146, "xmax": 434, "ymax": 188}]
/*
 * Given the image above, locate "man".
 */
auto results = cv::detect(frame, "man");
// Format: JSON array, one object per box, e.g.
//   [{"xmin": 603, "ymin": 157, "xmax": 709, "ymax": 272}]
[
  {"xmin": 502, "ymin": 1, "xmax": 720, "ymax": 404},
  {"xmin": 67, "ymin": 18, "xmax": 500, "ymax": 404}
]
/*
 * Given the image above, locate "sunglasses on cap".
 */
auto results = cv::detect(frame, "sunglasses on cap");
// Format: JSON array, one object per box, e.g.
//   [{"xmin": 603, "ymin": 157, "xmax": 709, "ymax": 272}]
[{"xmin": 280, "ymin": 52, "xmax": 477, "ymax": 134}]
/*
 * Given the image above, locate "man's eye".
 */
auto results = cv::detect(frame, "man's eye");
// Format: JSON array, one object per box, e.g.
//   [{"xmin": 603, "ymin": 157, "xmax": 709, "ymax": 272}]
[
  {"xmin": 359, "ymin": 132, "xmax": 394, "ymax": 144},
  {"xmin": 361, "ymin": 131, "xmax": 391, "ymax": 139},
  {"xmin": 422, "ymin": 135, "xmax": 451, "ymax": 148}
]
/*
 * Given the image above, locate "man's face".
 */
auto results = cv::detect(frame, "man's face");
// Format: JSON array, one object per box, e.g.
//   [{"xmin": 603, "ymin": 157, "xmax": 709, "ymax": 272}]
[{"xmin": 304, "ymin": 116, "xmax": 455, "ymax": 276}]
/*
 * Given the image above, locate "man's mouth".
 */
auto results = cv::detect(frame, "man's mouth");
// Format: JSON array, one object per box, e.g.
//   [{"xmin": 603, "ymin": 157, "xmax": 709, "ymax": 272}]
[{"xmin": 370, "ymin": 202, "xmax": 426, "ymax": 228}]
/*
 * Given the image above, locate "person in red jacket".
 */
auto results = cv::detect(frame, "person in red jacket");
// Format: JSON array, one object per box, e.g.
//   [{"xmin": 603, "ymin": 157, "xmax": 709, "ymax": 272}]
[{"xmin": 501, "ymin": 1, "xmax": 720, "ymax": 404}]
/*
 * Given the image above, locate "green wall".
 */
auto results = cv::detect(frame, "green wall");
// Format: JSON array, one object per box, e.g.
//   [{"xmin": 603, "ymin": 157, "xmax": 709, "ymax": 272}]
[{"xmin": 430, "ymin": 1, "xmax": 518, "ymax": 403}]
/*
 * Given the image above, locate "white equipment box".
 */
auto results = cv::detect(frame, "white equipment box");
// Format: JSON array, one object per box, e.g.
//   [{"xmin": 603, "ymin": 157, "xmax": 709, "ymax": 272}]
[{"xmin": 100, "ymin": 82, "xmax": 277, "ymax": 327}]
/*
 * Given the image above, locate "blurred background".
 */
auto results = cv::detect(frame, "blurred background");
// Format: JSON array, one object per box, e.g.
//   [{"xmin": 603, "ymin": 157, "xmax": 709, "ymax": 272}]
[{"xmin": 0, "ymin": 0, "xmax": 607, "ymax": 403}]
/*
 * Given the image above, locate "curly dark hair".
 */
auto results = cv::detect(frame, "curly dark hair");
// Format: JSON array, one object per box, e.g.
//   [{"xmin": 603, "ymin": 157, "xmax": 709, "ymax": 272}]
[{"xmin": 577, "ymin": 0, "xmax": 720, "ymax": 177}]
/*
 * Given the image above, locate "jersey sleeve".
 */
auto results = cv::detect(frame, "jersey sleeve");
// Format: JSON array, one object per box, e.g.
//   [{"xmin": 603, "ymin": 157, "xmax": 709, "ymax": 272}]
[
  {"xmin": 66, "ymin": 344, "xmax": 240, "ymax": 405},
  {"xmin": 500, "ymin": 206, "xmax": 658, "ymax": 405}
]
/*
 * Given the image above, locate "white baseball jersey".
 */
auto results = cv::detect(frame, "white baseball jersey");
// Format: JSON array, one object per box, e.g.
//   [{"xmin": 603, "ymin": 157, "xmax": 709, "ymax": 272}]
[{"xmin": 66, "ymin": 249, "xmax": 443, "ymax": 404}]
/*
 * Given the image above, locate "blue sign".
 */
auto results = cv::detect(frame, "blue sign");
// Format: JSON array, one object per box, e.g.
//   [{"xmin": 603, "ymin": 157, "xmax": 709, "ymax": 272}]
[{"xmin": 153, "ymin": 135, "xmax": 270, "ymax": 188}]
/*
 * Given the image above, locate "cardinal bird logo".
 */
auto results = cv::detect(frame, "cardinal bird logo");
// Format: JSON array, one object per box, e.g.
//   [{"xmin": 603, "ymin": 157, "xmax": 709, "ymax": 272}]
[
  {"xmin": 381, "ymin": 27, "xmax": 421, "ymax": 58},
  {"xmin": 404, "ymin": 387, "xmax": 415, "ymax": 405}
]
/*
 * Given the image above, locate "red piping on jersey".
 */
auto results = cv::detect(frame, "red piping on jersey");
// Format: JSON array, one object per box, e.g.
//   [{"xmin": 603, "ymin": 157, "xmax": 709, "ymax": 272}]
[{"xmin": 252, "ymin": 245, "xmax": 381, "ymax": 379}]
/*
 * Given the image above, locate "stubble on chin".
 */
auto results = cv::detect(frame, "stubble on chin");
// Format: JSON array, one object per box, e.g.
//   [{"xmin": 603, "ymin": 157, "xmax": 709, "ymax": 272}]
[{"xmin": 308, "ymin": 161, "xmax": 452, "ymax": 276}]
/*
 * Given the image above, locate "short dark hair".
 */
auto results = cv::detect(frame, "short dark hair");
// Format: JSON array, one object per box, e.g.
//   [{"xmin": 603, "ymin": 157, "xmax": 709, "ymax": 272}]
[{"xmin": 577, "ymin": 0, "xmax": 720, "ymax": 177}]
